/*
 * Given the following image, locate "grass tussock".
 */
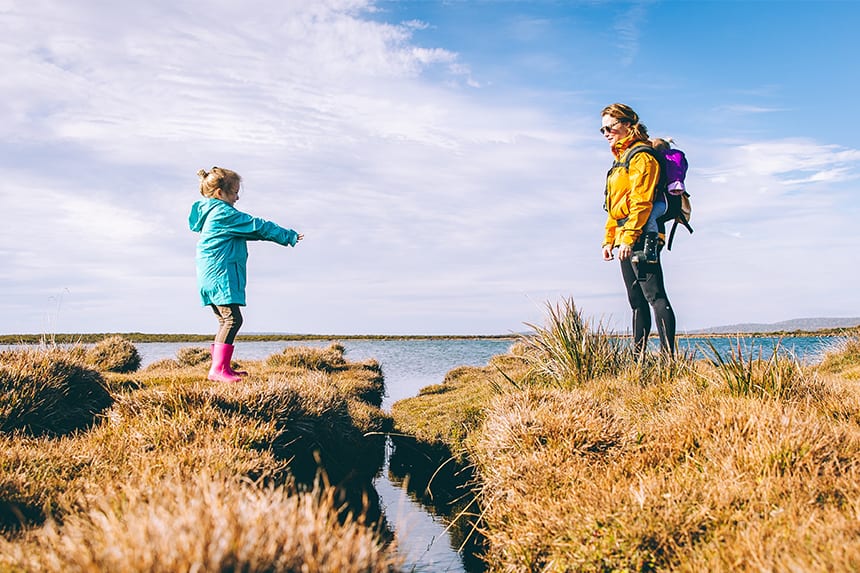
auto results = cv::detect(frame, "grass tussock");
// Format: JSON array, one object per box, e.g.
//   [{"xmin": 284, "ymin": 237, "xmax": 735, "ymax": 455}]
[
  {"xmin": 0, "ymin": 471, "xmax": 399, "ymax": 573},
  {"xmin": 817, "ymin": 336, "xmax": 860, "ymax": 378},
  {"xmin": 0, "ymin": 347, "xmax": 113, "ymax": 437},
  {"xmin": 471, "ymin": 375, "xmax": 860, "ymax": 572},
  {"xmin": 521, "ymin": 297, "xmax": 630, "ymax": 387},
  {"xmin": 705, "ymin": 338, "xmax": 810, "ymax": 400},
  {"xmin": 175, "ymin": 345, "xmax": 210, "ymax": 367},
  {"xmin": 267, "ymin": 342, "xmax": 347, "ymax": 372},
  {"xmin": 390, "ymin": 350, "xmax": 530, "ymax": 461},
  {"xmin": 85, "ymin": 335, "xmax": 141, "ymax": 373},
  {"xmin": 0, "ymin": 342, "xmax": 399, "ymax": 571}
]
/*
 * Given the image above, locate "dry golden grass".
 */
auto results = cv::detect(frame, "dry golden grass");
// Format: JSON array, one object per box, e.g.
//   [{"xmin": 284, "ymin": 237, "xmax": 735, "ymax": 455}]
[
  {"xmin": 389, "ymin": 309, "xmax": 860, "ymax": 573},
  {"xmin": 818, "ymin": 336, "xmax": 860, "ymax": 379},
  {"xmin": 0, "ymin": 343, "xmax": 400, "ymax": 572},
  {"xmin": 175, "ymin": 345, "xmax": 210, "ymax": 367},
  {"xmin": 468, "ymin": 353, "xmax": 860, "ymax": 572},
  {"xmin": 0, "ymin": 347, "xmax": 113, "ymax": 437},
  {"xmin": 1, "ymin": 471, "xmax": 399, "ymax": 573},
  {"xmin": 266, "ymin": 342, "xmax": 347, "ymax": 372},
  {"xmin": 85, "ymin": 335, "xmax": 141, "ymax": 373},
  {"xmin": 390, "ymin": 352, "xmax": 532, "ymax": 461}
]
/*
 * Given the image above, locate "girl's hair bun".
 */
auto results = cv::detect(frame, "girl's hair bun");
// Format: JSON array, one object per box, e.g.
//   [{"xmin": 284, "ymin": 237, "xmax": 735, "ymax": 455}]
[{"xmin": 197, "ymin": 169, "xmax": 209, "ymax": 180}]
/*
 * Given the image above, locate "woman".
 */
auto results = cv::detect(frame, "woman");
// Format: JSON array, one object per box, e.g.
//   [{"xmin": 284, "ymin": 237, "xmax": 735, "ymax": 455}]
[{"xmin": 600, "ymin": 103, "xmax": 676, "ymax": 355}]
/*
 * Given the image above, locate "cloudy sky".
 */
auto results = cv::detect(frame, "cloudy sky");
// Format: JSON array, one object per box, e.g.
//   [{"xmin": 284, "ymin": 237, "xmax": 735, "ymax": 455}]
[{"xmin": 2, "ymin": 0, "xmax": 858, "ymax": 336}]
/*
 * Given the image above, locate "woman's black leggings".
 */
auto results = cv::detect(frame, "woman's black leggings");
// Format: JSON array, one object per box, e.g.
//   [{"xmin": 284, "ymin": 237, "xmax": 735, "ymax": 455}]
[
  {"xmin": 619, "ymin": 257, "xmax": 676, "ymax": 355},
  {"xmin": 210, "ymin": 304, "xmax": 243, "ymax": 345}
]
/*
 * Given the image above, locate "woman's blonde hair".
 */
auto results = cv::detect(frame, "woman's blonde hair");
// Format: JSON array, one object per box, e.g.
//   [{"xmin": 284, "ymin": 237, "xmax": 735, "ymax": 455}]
[
  {"xmin": 601, "ymin": 103, "xmax": 649, "ymax": 143},
  {"xmin": 197, "ymin": 167, "xmax": 241, "ymax": 198}
]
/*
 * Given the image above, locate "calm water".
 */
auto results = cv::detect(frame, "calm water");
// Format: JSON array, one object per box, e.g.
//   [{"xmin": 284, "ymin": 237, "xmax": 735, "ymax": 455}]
[{"xmin": 0, "ymin": 335, "xmax": 842, "ymax": 572}]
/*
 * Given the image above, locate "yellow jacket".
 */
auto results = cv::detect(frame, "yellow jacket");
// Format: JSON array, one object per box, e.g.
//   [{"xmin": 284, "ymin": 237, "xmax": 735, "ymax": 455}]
[{"xmin": 603, "ymin": 136, "xmax": 661, "ymax": 248}]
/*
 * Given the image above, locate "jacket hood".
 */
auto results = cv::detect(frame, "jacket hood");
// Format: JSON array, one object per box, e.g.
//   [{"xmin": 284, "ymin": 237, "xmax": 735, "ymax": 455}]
[{"xmin": 189, "ymin": 198, "xmax": 223, "ymax": 232}]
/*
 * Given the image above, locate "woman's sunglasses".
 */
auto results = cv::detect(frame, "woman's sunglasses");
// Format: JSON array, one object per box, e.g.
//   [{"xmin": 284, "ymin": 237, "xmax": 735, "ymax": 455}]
[{"xmin": 599, "ymin": 121, "xmax": 622, "ymax": 135}]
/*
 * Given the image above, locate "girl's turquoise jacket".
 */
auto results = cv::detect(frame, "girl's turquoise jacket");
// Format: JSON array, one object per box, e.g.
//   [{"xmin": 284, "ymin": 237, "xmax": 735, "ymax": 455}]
[{"xmin": 189, "ymin": 198, "xmax": 299, "ymax": 306}]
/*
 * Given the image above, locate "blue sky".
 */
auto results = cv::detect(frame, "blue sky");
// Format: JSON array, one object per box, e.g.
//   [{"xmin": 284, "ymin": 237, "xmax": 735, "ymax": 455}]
[{"xmin": 1, "ymin": 0, "xmax": 858, "ymax": 335}]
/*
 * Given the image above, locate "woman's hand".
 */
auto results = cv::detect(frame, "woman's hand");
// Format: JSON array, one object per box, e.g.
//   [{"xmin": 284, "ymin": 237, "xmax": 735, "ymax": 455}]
[
  {"xmin": 296, "ymin": 234, "xmax": 304, "ymax": 242},
  {"xmin": 602, "ymin": 245, "xmax": 614, "ymax": 261},
  {"xmin": 617, "ymin": 243, "xmax": 632, "ymax": 261}
]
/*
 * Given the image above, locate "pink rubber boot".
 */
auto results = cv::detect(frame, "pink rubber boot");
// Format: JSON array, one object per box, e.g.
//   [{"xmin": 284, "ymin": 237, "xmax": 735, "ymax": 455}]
[
  {"xmin": 210, "ymin": 343, "xmax": 248, "ymax": 377},
  {"xmin": 208, "ymin": 343, "xmax": 242, "ymax": 382}
]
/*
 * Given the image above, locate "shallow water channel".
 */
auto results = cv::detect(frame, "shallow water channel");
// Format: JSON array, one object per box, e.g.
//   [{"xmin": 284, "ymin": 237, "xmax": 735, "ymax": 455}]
[{"xmin": 136, "ymin": 338, "xmax": 515, "ymax": 572}]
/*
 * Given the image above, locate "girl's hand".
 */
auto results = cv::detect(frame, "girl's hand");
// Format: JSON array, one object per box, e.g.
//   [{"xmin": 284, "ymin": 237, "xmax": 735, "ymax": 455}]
[
  {"xmin": 617, "ymin": 243, "xmax": 632, "ymax": 261},
  {"xmin": 296, "ymin": 234, "xmax": 304, "ymax": 242},
  {"xmin": 602, "ymin": 245, "xmax": 614, "ymax": 261}
]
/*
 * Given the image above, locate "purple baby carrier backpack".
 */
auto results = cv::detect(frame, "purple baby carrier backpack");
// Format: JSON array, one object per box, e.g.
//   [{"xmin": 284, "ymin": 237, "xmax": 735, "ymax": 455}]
[{"xmin": 662, "ymin": 148, "xmax": 688, "ymax": 195}]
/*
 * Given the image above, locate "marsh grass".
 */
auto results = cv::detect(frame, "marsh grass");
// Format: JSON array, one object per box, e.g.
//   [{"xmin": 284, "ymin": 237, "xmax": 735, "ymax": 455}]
[
  {"xmin": 266, "ymin": 342, "xmax": 347, "ymax": 372},
  {"xmin": 455, "ymin": 313, "xmax": 860, "ymax": 572},
  {"xmin": 817, "ymin": 336, "xmax": 860, "ymax": 377},
  {"xmin": 705, "ymin": 337, "xmax": 808, "ymax": 400},
  {"xmin": 470, "ymin": 365, "xmax": 860, "ymax": 572},
  {"xmin": 0, "ymin": 342, "xmax": 400, "ymax": 572},
  {"xmin": 391, "ymin": 352, "xmax": 531, "ymax": 462},
  {"xmin": 0, "ymin": 347, "xmax": 113, "ymax": 437},
  {"xmin": 175, "ymin": 345, "xmax": 210, "ymax": 367},
  {"xmin": 389, "ymin": 301, "xmax": 860, "ymax": 572},
  {"xmin": 521, "ymin": 297, "xmax": 630, "ymax": 387},
  {"xmin": 620, "ymin": 347, "xmax": 697, "ymax": 388},
  {"xmin": 1, "ymin": 471, "xmax": 400, "ymax": 573},
  {"xmin": 84, "ymin": 335, "xmax": 141, "ymax": 373}
]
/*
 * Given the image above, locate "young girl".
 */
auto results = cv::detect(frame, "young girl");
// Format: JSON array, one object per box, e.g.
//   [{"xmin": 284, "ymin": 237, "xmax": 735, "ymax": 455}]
[{"xmin": 189, "ymin": 167, "xmax": 303, "ymax": 382}]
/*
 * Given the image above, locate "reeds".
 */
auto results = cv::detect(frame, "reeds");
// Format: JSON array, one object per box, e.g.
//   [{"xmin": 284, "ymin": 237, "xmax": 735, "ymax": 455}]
[
  {"xmin": 705, "ymin": 337, "xmax": 809, "ymax": 400},
  {"xmin": 520, "ymin": 297, "xmax": 631, "ymax": 387}
]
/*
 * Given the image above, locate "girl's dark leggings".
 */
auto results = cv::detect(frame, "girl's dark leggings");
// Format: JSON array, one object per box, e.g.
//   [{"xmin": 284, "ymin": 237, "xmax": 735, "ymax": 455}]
[
  {"xmin": 619, "ymin": 257, "xmax": 676, "ymax": 355},
  {"xmin": 210, "ymin": 304, "xmax": 243, "ymax": 345}
]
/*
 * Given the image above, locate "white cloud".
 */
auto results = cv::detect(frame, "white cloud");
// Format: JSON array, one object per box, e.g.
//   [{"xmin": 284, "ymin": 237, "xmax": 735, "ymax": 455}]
[
  {"xmin": 0, "ymin": 0, "xmax": 602, "ymax": 334},
  {"xmin": 1, "ymin": 1, "xmax": 858, "ymax": 335}
]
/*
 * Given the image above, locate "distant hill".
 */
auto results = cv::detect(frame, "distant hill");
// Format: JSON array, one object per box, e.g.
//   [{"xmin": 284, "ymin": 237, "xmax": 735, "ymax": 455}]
[{"xmin": 691, "ymin": 317, "xmax": 860, "ymax": 335}]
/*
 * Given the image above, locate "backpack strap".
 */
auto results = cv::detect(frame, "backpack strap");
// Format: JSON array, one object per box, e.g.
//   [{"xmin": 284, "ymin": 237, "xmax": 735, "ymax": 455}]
[
  {"xmin": 666, "ymin": 210, "xmax": 694, "ymax": 250},
  {"xmin": 605, "ymin": 144, "xmax": 668, "ymax": 216},
  {"xmin": 618, "ymin": 145, "xmax": 667, "ymax": 196}
]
